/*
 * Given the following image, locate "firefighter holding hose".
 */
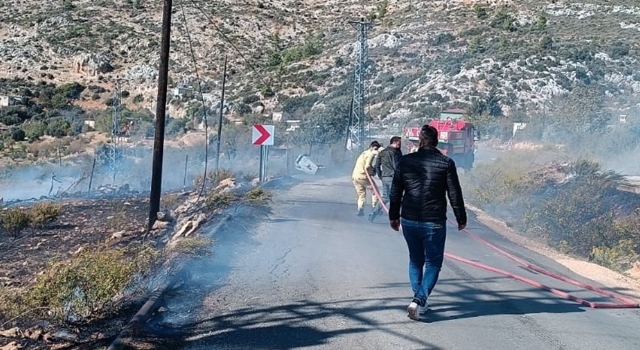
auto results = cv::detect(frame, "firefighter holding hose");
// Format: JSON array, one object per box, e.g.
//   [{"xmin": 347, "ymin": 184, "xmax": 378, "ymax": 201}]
[{"xmin": 351, "ymin": 141, "xmax": 381, "ymax": 216}]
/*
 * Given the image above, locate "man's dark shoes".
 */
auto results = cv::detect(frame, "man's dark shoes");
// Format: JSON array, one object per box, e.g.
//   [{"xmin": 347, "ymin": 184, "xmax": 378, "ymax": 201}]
[{"xmin": 356, "ymin": 209, "xmax": 364, "ymax": 216}]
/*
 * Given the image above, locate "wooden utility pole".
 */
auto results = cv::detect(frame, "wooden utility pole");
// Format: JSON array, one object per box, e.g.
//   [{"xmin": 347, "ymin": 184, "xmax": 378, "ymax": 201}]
[
  {"xmin": 215, "ymin": 56, "xmax": 227, "ymax": 171},
  {"xmin": 148, "ymin": 0, "xmax": 173, "ymax": 232}
]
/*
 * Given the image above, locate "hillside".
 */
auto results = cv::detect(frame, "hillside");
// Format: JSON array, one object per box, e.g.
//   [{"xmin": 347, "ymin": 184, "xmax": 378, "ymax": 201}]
[{"xmin": 1, "ymin": 0, "xmax": 640, "ymax": 134}]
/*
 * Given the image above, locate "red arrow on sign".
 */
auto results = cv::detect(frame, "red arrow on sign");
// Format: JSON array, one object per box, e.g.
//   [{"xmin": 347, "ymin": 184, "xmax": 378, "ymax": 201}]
[{"xmin": 253, "ymin": 124, "xmax": 271, "ymax": 145}]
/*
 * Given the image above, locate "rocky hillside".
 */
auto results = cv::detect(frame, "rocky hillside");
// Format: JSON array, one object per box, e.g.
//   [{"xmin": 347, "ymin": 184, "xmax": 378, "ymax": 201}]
[{"xmin": 1, "ymin": 0, "xmax": 640, "ymax": 124}]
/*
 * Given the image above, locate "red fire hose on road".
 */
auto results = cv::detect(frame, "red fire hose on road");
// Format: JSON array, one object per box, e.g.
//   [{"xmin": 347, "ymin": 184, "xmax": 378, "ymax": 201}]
[{"xmin": 365, "ymin": 171, "xmax": 639, "ymax": 309}]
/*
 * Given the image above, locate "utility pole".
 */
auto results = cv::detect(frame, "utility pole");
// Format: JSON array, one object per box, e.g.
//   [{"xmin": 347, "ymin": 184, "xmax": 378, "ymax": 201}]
[
  {"xmin": 148, "ymin": 0, "xmax": 172, "ymax": 232},
  {"xmin": 347, "ymin": 18, "xmax": 373, "ymax": 151},
  {"xmin": 109, "ymin": 79, "xmax": 122, "ymax": 185},
  {"xmin": 215, "ymin": 55, "xmax": 227, "ymax": 171}
]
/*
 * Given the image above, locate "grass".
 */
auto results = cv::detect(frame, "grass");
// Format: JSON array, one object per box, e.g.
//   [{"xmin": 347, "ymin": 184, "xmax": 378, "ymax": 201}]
[
  {"xmin": 172, "ymin": 236, "xmax": 214, "ymax": 257},
  {"xmin": 205, "ymin": 192, "xmax": 235, "ymax": 210},
  {"xmin": 462, "ymin": 148, "xmax": 640, "ymax": 273},
  {"xmin": 244, "ymin": 188, "xmax": 273, "ymax": 206},
  {"xmin": 0, "ymin": 244, "xmax": 161, "ymax": 323},
  {"xmin": 193, "ymin": 168, "xmax": 236, "ymax": 193},
  {"xmin": 0, "ymin": 201, "xmax": 62, "ymax": 237}
]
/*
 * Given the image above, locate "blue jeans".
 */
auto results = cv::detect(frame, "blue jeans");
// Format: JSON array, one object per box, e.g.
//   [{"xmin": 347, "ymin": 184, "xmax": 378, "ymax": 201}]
[{"xmin": 400, "ymin": 218, "xmax": 447, "ymax": 306}]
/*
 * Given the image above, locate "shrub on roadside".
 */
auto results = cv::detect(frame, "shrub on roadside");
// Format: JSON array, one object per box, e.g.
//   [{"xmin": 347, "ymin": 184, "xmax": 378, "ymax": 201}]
[
  {"xmin": 463, "ymin": 151, "xmax": 640, "ymax": 272},
  {"xmin": 26, "ymin": 245, "xmax": 159, "ymax": 322},
  {"xmin": 205, "ymin": 192, "xmax": 235, "ymax": 209},
  {"xmin": 193, "ymin": 168, "xmax": 235, "ymax": 192},
  {"xmin": 173, "ymin": 236, "xmax": 214, "ymax": 256},
  {"xmin": 0, "ymin": 201, "xmax": 62, "ymax": 237},
  {"xmin": 30, "ymin": 201, "xmax": 62, "ymax": 227},
  {"xmin": 0, "ymin": 208, "xmax": 31, "ymax": 237},
  {"xmin": 244, "ymin": 188, "xmax": 273, "ymax": 205}
]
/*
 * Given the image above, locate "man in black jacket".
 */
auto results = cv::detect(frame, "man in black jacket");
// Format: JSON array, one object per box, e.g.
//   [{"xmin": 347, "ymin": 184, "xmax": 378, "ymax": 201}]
[
  {"xmin": 369, "ymin": 136, "xmax": 402, "ymax": 222},
  {"xmin": 389, "ymin": 124, "xmax": 467, "ymax": 321}
]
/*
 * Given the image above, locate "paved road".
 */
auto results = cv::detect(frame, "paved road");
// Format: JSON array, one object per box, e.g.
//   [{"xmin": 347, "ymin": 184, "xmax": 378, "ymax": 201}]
[{"xmin": 144, "ymin": 175, "xmax": 640, "ymax": 350}]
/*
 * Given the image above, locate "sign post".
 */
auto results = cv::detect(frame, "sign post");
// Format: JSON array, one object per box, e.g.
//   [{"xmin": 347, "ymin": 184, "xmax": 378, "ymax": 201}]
[{"xmin": 252, "ymin": 124, "xmax": 275, "ymax": 184}]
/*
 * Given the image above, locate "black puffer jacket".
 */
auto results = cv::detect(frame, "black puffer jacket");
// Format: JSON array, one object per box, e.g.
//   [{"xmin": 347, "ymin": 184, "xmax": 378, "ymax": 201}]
[{"xmin": 388, "ymin": 146, "xmax": 467, "ymax": 225}]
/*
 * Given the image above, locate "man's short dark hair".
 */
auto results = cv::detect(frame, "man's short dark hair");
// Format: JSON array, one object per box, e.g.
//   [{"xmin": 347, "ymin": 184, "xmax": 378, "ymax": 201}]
[
  {"xmin": 419, "ymin": 125, "xmax": 438, "ymax": 147},
  {"xmin": 370, "ymin": 141, "xmax": 381, "ymax": 149},
  {"xmin": 389, "ymin": 136, "xmax": 402, "ymax": 145}
]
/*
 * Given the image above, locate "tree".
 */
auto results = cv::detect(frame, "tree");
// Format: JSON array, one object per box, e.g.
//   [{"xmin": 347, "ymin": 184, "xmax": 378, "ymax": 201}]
[
  {"xmin": 486, "ymin": 89, "xmax": 502, "ymax": 117},
  {"xmin": 10, "ymin": 127, "xmax": 26, "ymax": 142},
  {"xmin": 557, "ymin": 86, "xmax": 610, "ymax": 134},
  {"xmin": 532, "ymin": 13, "xmax": 547, "ymax": 31},
  {"xmin": 291, "ymin": 97, "xmax": 350, "ymax": 154}
]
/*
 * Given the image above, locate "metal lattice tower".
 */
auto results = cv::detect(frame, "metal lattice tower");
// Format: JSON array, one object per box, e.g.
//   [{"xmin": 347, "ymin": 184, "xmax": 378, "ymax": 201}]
[
  {"xmin": 348, "ymin": 19, "xmax": 373, "ymax": 151},
  {"xmin": 109, "ymin": 80, "xmax": 122, "ymax": 184}
]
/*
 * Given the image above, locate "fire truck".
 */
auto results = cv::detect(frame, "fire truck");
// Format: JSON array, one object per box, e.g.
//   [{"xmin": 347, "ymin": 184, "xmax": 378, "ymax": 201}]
[{"xmin": 404, "ymin": 109, "xmax": 477, "ymax": 170}]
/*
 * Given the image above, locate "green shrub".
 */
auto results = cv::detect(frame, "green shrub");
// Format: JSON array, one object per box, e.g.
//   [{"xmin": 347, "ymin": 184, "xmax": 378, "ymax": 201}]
[
  {"xmin": 244, "ymin": 188, "xmax": 273, "ymax": 205},
  {"xmin": 193, "ymin": 168, "xmax": 236, "ymax": 191},
  {"xmin": 589, "ymin": 240, "xmax": 639, "ymax": 272},
  {"xmin": 30, "ymin": 201, "xmax": 62, "ymax": 227},
  {"xmin": 173, "ymin": 236, "xmax": 214, "ymax": 256},
  {"xmin": 205, "ymin": 192, "xmax": 235, "ymax": 209},
  {"xmin": 26, "ymin": 245, "xmax": 159, "ymax": 321},
  {"xmin": 0, "ymin": 208, "xmax": 31, "ymax": 237}
]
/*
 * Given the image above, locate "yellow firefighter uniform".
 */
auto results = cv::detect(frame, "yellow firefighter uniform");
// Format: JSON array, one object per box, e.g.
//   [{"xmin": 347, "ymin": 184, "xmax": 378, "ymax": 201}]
[{"xmin": 352, "ymin": 148, "xmax": 379, "ymax": 212}]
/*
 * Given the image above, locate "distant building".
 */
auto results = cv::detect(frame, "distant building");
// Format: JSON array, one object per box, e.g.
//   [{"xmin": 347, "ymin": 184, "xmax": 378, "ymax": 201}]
[
  {"xmin": 171, "ymin": 84, "xmax": 194, "ymax": 99},
  {"xmin": 0, "ymin": 95, "xmax": 21, "ymax": 107}
]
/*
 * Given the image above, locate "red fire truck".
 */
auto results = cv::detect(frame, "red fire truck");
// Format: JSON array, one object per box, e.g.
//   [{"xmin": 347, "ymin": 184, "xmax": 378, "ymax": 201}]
[{"xmin": 404, "ymin": 109, "xmax": 477, "ymax": 170}]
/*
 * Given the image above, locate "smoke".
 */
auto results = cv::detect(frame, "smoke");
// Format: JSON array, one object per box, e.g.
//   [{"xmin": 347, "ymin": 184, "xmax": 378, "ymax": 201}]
[
  {"xmin": 0, "ymin": 134, "xmax": 358, "ymax": 203},
  {"xmin": 0, "ymin": 143, "xmax": 267, "ymax": 202}
]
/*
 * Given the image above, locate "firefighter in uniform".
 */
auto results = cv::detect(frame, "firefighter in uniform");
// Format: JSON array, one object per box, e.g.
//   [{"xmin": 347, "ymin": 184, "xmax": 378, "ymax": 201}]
[{"xmin": 351, "ymin": 141, "xmax": 381, "ymax": 216}]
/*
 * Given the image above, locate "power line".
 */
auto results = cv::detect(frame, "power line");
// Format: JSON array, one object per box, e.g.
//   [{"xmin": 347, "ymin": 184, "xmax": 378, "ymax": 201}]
[
  {"xmin": 187, "ymin": 0, "xmax": 272, "ymax": 91},
  {"xmin": 177, "ymin": 0, "xmax": 211, "ymax": 200}
]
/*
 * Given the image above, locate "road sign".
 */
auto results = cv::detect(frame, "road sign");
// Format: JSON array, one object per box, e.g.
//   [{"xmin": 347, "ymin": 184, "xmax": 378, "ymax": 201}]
[{"xmin": 252, "ymin": 124, "xmax": 274, "ymax": 146}]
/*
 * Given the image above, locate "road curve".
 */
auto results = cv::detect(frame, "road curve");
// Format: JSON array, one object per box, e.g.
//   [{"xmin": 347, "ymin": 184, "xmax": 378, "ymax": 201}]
[{"xmin": 146, "ymin": 175, "xmax": 640, "ymax": 350}]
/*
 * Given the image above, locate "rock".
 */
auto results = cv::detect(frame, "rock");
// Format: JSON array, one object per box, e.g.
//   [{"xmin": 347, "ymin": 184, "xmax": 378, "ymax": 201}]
[
  {"xmin": 24, "ymin": 326, "xmax": 43, "ymax": 340},
  {"xmin": 110, "ymin": 230, "xmax": 125, "ymax": 240},
  {"xmin": 0, "ymin": 341, "xmax": 23, "ymax": 350},
  {"xmin": 174, "ymin": 213, "xmax": 207, "ymax": 238},
  {"xmin": 117, "ymin": 184, "xmax": 131, "ymax": 195},
  {"xmin": 157, "ymin": 211, "xmax": 173, "ymax": 222},
  {"xmin": 42, "ymin": 332, "xmax": 54, "ymax": 342},
  {"xmin": 125, "ymin": 65, "xmax": 158, "ymax": 84},
  {"xmin": 152, "ymin": 220, "xmax": 170, "ymax": 230},
  {"xmin": 73, "ymin": 51, "xmax": 113, "ymax": 76},
  {"xmin": 0, "ymin": 327, "xmax": 22, "ymax": 338},
  {"xmin": 216, "ymin": 178, "xmax": 239, "ymax": 194}
]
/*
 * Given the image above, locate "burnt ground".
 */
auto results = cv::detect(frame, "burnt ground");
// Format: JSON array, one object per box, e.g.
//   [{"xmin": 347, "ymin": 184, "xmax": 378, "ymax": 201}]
[{"xmin": 0, "ymin": 194, "xmax": 177, "ymax": 350}]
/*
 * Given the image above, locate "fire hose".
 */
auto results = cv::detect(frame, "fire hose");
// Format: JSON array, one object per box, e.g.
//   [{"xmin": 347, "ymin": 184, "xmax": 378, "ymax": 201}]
[{"xmin": 364, "ymin": 171, "xmax": 639, "ymax": 309}]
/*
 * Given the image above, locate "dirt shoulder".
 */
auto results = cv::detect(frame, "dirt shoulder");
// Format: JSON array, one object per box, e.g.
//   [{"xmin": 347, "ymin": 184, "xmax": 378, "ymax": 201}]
[{"xmin": 467, "ymin": 204, "xmax": 640, "ymax": 300}]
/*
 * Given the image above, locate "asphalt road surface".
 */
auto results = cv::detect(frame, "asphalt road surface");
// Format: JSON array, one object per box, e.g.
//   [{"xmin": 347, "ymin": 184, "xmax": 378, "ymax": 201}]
[{"xmin": 144, "ymin": 174, "xmax": 640, "ymax": 350}]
